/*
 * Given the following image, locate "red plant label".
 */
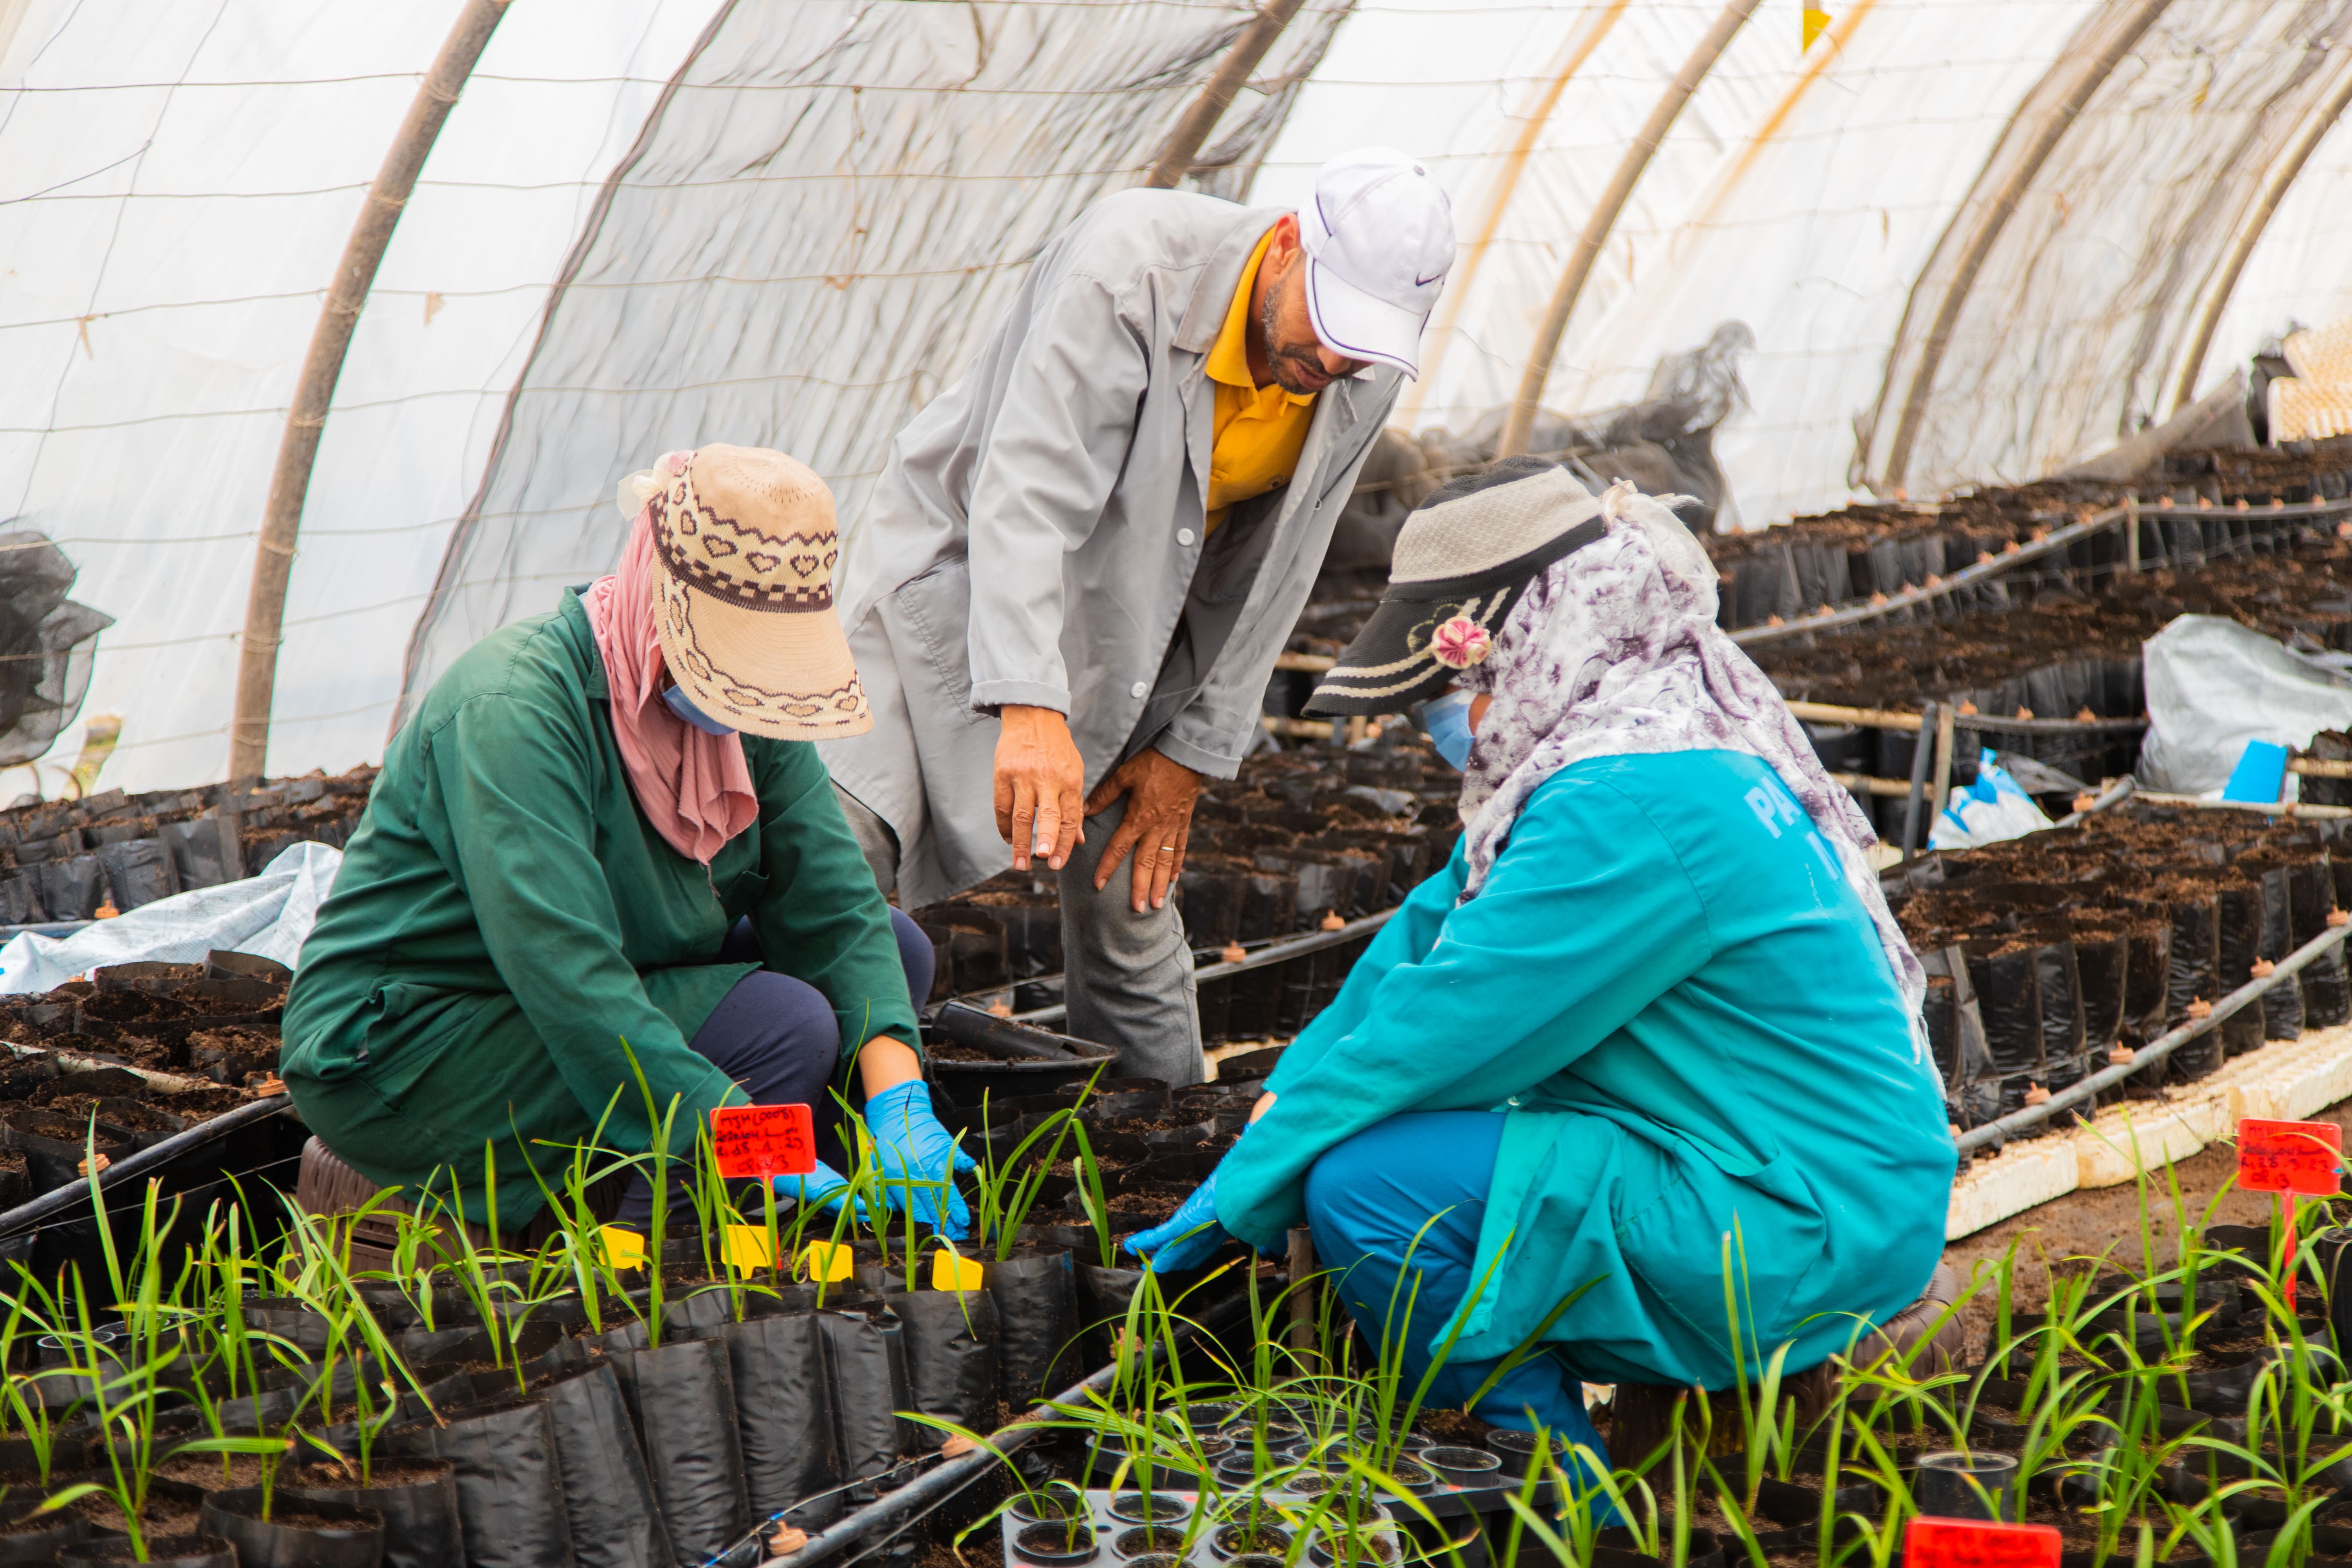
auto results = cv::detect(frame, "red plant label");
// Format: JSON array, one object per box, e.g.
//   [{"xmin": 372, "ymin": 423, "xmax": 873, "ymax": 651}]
[
  {"xmin": 711, "ymin": 1103, "xmax": 816, "ymax": 1179},
  {"xmin": 1905, "ymin": 1517, "xmax": 2060, "ymax": 1568},
  {"xmin": 2237, "ymin": 1118, "xmax": 2343, "ymax": 1195}
]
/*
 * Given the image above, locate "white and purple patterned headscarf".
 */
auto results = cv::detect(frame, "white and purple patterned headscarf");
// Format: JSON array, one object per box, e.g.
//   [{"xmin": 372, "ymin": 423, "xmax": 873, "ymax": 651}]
[{"xmin": 1452, "ymin": 481, "xmax": 1927, "ymax": 1053}]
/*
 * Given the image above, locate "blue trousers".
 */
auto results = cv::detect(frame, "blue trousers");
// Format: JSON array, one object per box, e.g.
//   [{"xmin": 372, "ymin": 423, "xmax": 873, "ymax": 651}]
[
  {"xmin": 615, "ymin": 906, "xmax": 934, "ymax": 1224},
  {"xmin": 1304, "ymin": 1111, "xmax": 1615, "ymax": 1495}
]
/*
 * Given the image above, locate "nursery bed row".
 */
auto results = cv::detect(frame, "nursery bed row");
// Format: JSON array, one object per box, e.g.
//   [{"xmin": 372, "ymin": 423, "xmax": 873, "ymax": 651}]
[
  {"xmin": 0, "ymin": 768, "xmax": 373, "ymax": 925},
  {"xmin": 1702, "ymin": 437, "xmax": 2352, "ymax": 633},
  {"xmin": 1891, "ymin": 805, "xmax": 2350, "ymax": 1129}
]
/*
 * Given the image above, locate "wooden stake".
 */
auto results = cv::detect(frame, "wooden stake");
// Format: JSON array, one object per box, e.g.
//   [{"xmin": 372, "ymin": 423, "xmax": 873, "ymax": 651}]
[
  {"xmin": 1929, "ymin": 703, "xmax": 1958, "ymax": 827},
  {"xmin": 229, "ymin": 0, "xmax": 513, "ymax": 779},
  {"xmin": 1286, "ymin": 1227, "xmax": 1318, "ymax": 1361}
]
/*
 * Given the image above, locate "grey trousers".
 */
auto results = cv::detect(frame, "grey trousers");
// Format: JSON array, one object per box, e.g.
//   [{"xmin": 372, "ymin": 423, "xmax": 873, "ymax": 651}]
[{"xmin": 832, "ymin": 782, "xmax": 1205, "ymax": 1088}]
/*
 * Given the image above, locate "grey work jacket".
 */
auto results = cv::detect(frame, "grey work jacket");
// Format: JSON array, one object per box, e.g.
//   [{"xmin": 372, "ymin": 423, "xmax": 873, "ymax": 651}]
[{"xmin": 822, "ymin": 189, "xmax": 1399, "ymax": 908}]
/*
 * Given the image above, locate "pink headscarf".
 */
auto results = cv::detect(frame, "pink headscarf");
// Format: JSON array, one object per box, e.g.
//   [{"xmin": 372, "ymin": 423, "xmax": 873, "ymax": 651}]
[{"xmin": 580, "ymin": 451, "xmax": 759, "ymax": 864}]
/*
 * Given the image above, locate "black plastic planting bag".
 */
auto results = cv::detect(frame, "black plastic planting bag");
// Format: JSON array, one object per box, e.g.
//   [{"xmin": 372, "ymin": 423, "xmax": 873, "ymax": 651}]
[
  {"xmin": 606, "ymin": 1336, "xmax": 750, "ymax": 1565},
  {"xmin": 2275, "ymin": 856, "xmax": 2352, "ymax": 1028},
  {"xmin": 2119, "ymin": 917, "xmax": 2171, "ymax": 1044},
  {"xmin": 819, "ymin": 1305, "xmax": 910, "ymax": 1486},
  {"xmin": 721, "ymin": 1309, "xmax": 841, "ymax": 1526},
  {"xmin": 1078, "ymin": 1260, "xmax": 1148, "ymax": 1368},
  {"xmin": 1963, "ymin": 943, "xmax": 2045, "ymax": 1079},
  {"xmin": 2244, "ymin": 866, "xmax": 2303, "ymax": 1039},
  {"xmin": 2069, "ymin": 928, "xmax": 2129, "ymax": 1053},
  {"xmin": 542, "ymin": 1362, "xmax": 674, "ymax": 1568},
  {"xmin": 160, "ymin": 812, "xmax": 242, "ymax": 891},
  {"xmin": 37, "ymin": 853, "xmax": 106, "ymax": 920},
  {"xmin": 388, "ymin": 1396, "xmax": 574, "ymax": 1568},
  {"xmin": 898, "ymin": 1288, "xmax": 998, "ymax": 1448},
  {"xmin": 983, "ymin": 1248, "xmax": 1078, "ymax": 1405},
  {"xmin": 2213, "ymin": 880, "xmax": 2267, "ymax": 1055},
  {"xmin": 94, "ymin": 838, "xmax": 178, "ymax": 912},
  {"xmin": 2030, "ymin": 938, "xmax": 2087, "ymax": 1078},
  {"xmin": 284, "ymin": 1460, "xmax": 465, "ymax": 1568},
  {"xmin": 2164, "ymin": 884, "xmax": 2220, "ymax": 1021}
]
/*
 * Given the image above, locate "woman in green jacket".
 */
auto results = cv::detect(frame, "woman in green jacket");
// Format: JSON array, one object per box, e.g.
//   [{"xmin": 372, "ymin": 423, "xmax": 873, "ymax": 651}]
[
  {"xmin": 283, "ymin": 446, "xmax": 972, "ymax": 1234},
  {"xmin": 1127, "ymin": 461, "xmax": 1960, "ymax": 1480}
]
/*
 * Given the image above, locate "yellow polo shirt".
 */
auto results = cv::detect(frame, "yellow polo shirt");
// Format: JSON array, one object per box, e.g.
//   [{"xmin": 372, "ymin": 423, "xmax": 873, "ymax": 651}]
[{"xmin": 1205, "ymin": 228, "xmax": 1317, "ymax": 535}]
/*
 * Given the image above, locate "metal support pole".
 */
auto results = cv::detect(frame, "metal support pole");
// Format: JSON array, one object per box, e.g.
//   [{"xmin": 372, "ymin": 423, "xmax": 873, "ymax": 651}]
[
  {"xmin": 1142, "ymin": 0, "xmax": 1311, "ymax": 189},
  {"xmin": 1901, "ymin": 701, "xmax": 1937, "ymax": 858},
  {"xmin": 2125, "ymin": 496, "xmax": 2141, "ymax": 573},
  {"xmin": 1494, "ymin": 0, "xmax": 1759, "ymax": 458},
  {"xmin": 230, "ymin": 0, "xmax": 511, "ymax": 779}
]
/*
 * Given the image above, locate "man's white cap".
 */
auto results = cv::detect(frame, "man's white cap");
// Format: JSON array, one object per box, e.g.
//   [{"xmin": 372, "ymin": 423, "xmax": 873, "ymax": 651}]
[{"xmin": 1298, "ymin": 147, "xmax": 1455, "ymax": 379}]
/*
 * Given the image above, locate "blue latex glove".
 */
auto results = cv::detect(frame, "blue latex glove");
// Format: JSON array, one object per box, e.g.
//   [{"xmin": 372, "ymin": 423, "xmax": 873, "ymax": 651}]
[
  {"xmin": 864, "ymin": 1081, "xmax": 979, "ymax": 1240},
  {"xmin": 778, "ymin": 1158, "xmax": 866, "ymax": 1219},
  {"xmin": 1122, "ymin": 1168, "xmax": 1229, "ymax": 1274}
]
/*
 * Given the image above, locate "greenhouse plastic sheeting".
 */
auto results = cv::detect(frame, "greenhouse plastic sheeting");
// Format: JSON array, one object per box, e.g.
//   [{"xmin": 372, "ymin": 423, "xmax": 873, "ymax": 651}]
[
  {"xmin": 2138, "ymin": 615, "xmax": 2352, "ymax": 796},
  {"xmin": 0, "ymin": 841, "xmax": 341, "ymax": 994},
  {"xmin": 7, "ymin": 0, "xmax": 2352, "ymax": 795},
  {"xmin": 396, "ymin": 0, "xmax": 1344, "ymax": 714}
]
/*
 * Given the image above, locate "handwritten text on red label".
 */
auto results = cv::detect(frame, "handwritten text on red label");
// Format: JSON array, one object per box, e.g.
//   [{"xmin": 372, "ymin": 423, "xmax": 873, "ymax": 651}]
[
  {"xmin": 1904, "ymin": 1517, "xmax": 2060, "ymax": 1568},
  {"xmin": 711, "ymin": 1103, "xmax": 816, "ymax": 1179},
  {"xmin": 2238, "ymin": 1118, "xmax": 2343, "ymax": 1196}
]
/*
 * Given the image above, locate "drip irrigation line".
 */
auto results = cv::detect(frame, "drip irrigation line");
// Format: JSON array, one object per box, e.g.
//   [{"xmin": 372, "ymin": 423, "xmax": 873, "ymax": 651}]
[
  {"xmin": 1728, "ymin": 496, "xmax": 2352, "ymax": 649},
  {"xmin": 2052, "ymin": 773, "xmax": 2137, "ymax": 829},
  {"xmin": 1953, "ymin": 918, "xmax": 2352, "ymax": 1155},
  {"xmin": 1003, "ymin": 909, "xmax": 1399, "ymax": 1026},
  {"xmin": 752, "ymin": 1286, "xmax": 1262, "ymax": 1568}
]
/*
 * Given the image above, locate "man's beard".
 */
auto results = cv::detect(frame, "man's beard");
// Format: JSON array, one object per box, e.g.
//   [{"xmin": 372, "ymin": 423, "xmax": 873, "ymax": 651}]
[{"xmin": 1260, "ymin": 284, "xmax": 1328, "ymax": 395}]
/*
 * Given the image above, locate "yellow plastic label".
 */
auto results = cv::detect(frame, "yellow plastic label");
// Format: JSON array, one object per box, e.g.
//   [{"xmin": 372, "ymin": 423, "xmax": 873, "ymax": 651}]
[
  {"xmin": 723, "ymin": 1225, "xmax": 774, "ymax": 1275},
  {"xmin": 1802, "ymin": 6, "xmax": 1831, "ymax": 48},
  {"xmin": 931, "ymin": 1249, "xmax": 986, "ymax": 1292},
  {"xmin": 800, "ymin": 1240, "xmax": 855, "ymax": 1283},
  {"xmin": 597, "ymin": 1225, "xmax": 646, "ymax": 1272}
]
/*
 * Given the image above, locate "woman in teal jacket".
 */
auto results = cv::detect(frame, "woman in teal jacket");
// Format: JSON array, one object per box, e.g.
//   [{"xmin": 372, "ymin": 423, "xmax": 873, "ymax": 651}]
[{"xmin": 1127, "ymin": 460, "xmax": 1958, "ymax": 1474}]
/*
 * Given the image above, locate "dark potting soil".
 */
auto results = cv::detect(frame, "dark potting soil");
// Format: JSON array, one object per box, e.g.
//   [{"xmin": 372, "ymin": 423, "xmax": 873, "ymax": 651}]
[
  {"xmin": 159, "ymin": 1453, "xmax": 278, "ymax": 1488},
  {"xmin": 147, "ymin": 1085, "xmax": 255, "ymax": 1119},
  {"xmin": 288, "ymin": 1458, "xmax": 451, "ymax": 1489},
  {"xmin": 74, "ymin": 1494, "xmax": 205, "ymax": 1538},
  {"xmin": 927, "ymin": 1044, "xmax": 1008, "ymax": 1063},
  {"xmin": 1099, "ymin": 1116, "xmax": 1208, "ymax": 1136},
  {"xmin": 1118, "ymin": 1188, "xmax": 1191, "ymax": 1223},
  {"xmin": 45, "ymin": 1093, "xmax": 178, "ymax": 1133},
  {"xmin": 1415, "ymin": 1408, "xmax": 1489, "ymax": 1446}
]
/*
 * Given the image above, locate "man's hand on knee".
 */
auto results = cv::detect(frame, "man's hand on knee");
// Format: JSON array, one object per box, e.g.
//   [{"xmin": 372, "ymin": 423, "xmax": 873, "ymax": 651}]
[
  {"xmin": 1085, "ymin": 748, "xmax": 1201, "ymax": 913},
  {"xmin": 994, "ymin": 705, "xmax": 1085, "ymax": 871}
]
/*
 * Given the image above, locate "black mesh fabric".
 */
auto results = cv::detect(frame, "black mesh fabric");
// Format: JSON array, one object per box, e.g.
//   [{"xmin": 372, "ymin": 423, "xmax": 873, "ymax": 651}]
[{"xmin": 0, "ymin": 533, "xmax": 113, "ymax": 768}]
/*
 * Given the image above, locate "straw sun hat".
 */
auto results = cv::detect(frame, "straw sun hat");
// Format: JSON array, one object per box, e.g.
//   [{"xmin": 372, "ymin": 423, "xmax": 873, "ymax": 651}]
[{"xmin": 630, "ymin": 444, "xmax": 872, "ymax": 741}]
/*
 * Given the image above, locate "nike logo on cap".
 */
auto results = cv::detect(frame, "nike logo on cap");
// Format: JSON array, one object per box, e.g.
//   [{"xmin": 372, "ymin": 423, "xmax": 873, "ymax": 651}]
[{"xmin": 1415, "ymin": 270, "xmax": 1446, "ymax": 287}]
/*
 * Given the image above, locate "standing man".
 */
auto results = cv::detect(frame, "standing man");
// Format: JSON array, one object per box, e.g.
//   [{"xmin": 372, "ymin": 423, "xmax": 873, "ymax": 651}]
[{"xmin": 823, "ymin": 149, "xmax": 1455, "ymax": 1087}]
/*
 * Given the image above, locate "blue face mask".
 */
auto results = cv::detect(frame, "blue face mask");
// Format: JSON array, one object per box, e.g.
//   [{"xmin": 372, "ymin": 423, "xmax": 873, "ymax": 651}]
[
  {"xmin": 662, "ymin": 683, "xmax": 736, "ymax": 737},
  {"xmin": 1420, "ymin": 688, "xmax": 1475, "ymax": 771}
]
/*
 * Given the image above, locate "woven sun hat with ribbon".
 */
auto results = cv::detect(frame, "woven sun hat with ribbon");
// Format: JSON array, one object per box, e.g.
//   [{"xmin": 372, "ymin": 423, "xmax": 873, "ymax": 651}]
[
  {"xmin": 643, "ymin": 443, "xmax": 871, "ymax": 741},
  {"xmin": 1303, "ymin": 457, "xmax": 1605, "ymax": 717}
]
